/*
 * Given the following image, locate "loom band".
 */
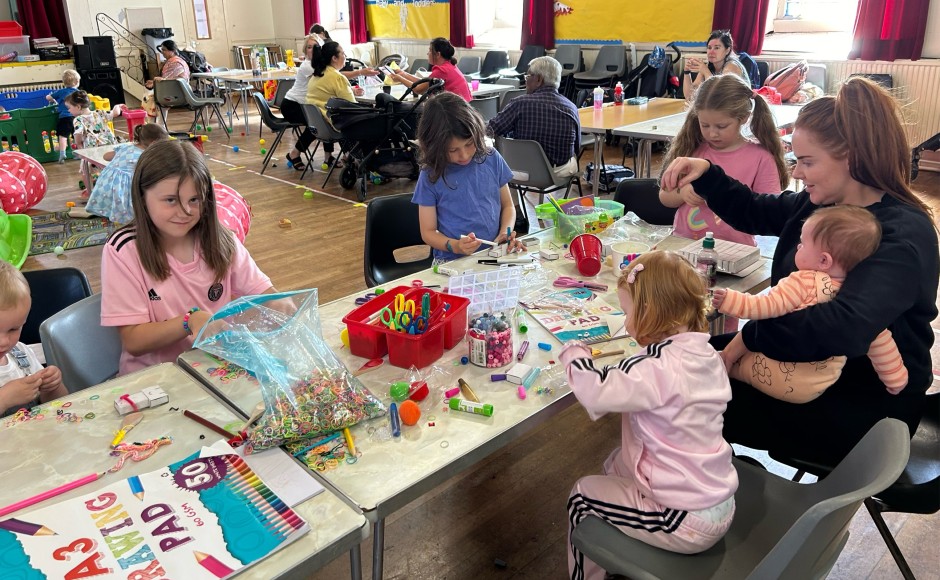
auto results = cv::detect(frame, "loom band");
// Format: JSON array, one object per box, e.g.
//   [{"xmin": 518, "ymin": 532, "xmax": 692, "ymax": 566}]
[
  {"xmin": 62, "ymin": 401, "xmax": 72, "ymax": 408},
  {"xmin": 325, "ymin": 458, "xmax": 339, "ymax": 469},
  {"xmin": 119, "ymin": 394, "xmax": 139, "ymax": 412}
]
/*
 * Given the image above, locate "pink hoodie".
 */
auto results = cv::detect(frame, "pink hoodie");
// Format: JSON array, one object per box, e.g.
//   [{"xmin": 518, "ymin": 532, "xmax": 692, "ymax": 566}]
[{"xmin": 560, "ymin": 333, "xmax": 738, "ymax": 511}]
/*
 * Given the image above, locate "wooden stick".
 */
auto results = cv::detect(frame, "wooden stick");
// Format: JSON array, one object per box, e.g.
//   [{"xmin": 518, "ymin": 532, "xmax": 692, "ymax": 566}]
[
  {"xmin": 183, "ymin": 410, "xmax": 235, "ymax": 439},
  {"xmin": 592, "ymin": 349, "xmax": 625, "ymax": 360}
]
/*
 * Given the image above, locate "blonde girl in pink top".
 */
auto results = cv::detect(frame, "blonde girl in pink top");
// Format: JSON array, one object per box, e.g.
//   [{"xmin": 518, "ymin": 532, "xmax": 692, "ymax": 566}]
[
  {"xmin": 101, "ymin": 140, "xmax": 274, "ymax": 374},
  {"xmin": 659, "ymin": 74, "xmax": 788, "ymax": 245}
]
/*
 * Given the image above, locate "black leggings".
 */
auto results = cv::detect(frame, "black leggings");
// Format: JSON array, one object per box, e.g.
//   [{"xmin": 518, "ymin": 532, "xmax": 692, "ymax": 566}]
[
  {"xmin": 710, "ymin": 333, "xmax": 921, "ymax": 466},
  {"xmin": 279, "ymin": 98, "xmax": 315, "ymax": 155}
]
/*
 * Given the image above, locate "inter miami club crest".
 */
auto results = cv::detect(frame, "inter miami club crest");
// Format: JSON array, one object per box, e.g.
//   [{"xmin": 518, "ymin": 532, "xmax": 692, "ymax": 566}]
[{"xmin": 208, "ymin": 283, "xmax": 223, "ymax": 301}]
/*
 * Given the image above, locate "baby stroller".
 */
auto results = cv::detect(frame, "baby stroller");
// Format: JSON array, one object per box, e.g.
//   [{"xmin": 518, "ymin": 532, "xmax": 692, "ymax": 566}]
[{"xmin": 327, "ymin": 77, "xmax": 443, "ymax": 201}]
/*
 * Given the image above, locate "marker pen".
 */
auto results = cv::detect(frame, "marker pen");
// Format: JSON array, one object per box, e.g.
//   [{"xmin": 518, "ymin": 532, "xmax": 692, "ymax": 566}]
[
  {"xmin": 449, "ymin": 398, "xmax": 494, "ymax": 417},
  {"xmin": 517, "ymin": 340, "xmax": 529, "ymax": 361},
  {"xmin": 389, "ymin": 402, "xmax": 401, "ymax": 437}
]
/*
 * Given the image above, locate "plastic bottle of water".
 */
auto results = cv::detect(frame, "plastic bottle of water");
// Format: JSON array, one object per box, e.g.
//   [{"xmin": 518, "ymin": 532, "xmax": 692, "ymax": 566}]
[
  {"xmin": 696, "ymin": 231, "xmax": 719, "ymax": 289},
  {"xmin": 593, "ymin": 86, "xmax": 604, "ymax": 109},
  {"xmin": 614, "ymin": 82, "xmax": 624, "ymax": 106}
]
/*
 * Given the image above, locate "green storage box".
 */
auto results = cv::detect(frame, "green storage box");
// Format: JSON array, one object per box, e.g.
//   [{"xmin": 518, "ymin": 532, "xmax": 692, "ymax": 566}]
[
  {"xmin": 0, "ymin": 110, "xmax": 27, "ymax": 154},
  {"xmin": 20, "ymin": 105, "xmax": 72, "ymax": 163},
  {"xmin": 535, "ymin": 199, "xmax": 625, "ymax": 243}
]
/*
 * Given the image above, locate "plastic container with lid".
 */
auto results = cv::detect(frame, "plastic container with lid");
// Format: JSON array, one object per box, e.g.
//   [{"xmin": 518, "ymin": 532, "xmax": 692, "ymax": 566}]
[{"xmin": 535, "ymin": 199, "xmax": 625, "ymax": 243}]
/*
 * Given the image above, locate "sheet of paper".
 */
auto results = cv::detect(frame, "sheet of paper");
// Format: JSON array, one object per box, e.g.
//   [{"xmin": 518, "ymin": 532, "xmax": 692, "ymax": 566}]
[{"xmin": 207, "ymin": 440, "xmax": 324, "ymax": 507}]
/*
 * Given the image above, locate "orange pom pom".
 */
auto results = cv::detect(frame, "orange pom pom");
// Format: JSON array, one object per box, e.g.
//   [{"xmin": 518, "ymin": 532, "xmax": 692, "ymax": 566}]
[{"xmin": 398, "ymin": 400, "xmax": 421, "ymax": 427}]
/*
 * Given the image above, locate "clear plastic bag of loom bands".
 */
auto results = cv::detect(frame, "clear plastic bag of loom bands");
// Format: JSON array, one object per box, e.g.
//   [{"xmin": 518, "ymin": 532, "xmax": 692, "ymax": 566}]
[
  {"xmin": 603, "ymin": 211, "xmax": 674, "ymax": 247},
  {"xmin": 193, "ymin": 289, "xmax": 387, "ymax": 453}
]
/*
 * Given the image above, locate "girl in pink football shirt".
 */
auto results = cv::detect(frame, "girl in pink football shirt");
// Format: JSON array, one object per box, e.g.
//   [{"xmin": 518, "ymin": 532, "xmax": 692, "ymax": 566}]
[
  {"xmin": 100, "ymin": 140, "xmax": 275, "ymax": 375},
  {"xmin": 659, "ymin": 74, "xmax": 789, "ymax": 246}
]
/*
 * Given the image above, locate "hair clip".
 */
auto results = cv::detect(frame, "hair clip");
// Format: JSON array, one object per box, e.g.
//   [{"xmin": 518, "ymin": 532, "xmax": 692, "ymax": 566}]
[{"xmin": 627, "ymin": 263, "xmax": 644, "ymax": 284}]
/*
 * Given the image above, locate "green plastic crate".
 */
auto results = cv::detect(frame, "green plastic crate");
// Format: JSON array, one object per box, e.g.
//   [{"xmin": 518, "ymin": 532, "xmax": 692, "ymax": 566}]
[
  {"xmin": 0, "ymin": 110, "xmax": 27, "ymax": 154},
  {"xmin": 20, "ymin": 106, "xmax": 72, "ymax": 163},
  {"xmin": 535, "ymin": 199, "xmax": 625, "ymax": 243}
]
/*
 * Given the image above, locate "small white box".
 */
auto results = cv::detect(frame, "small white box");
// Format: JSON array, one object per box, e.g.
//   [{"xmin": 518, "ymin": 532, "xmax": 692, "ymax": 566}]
[
  {"xmin": 488, "ymin": 246, "xmax": 506, "ymax": 258},
  {"xmin": 142, "ymin": 386, "xmax": 169, "ymax": 407},
  {"xmin": 520, "ymin": 237, "xmax": 540, "ymax": 248},
  {"xmin": 539, "ymin": 249, "xmax": 559, "ymax": 260},
  {"xmin": 677, "ymin": 238, "xmax": 760, "ymax": 274},
  {"xmin": 507, "ymin": 362, "xmax": 532, "ymax": 384}
]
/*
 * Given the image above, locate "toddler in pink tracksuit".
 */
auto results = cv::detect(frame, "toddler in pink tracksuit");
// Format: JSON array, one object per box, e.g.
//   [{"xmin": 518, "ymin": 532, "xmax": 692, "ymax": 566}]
[{"xmin": 561, "ymin": 251, "xmax": 738, "ymax": 580}]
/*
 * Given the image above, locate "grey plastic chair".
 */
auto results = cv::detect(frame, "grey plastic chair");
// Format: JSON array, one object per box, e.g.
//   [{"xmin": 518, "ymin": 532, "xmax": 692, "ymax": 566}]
[
  {"xmin": 154, "ymin": 79, "xmax": 230, "ymax": 138},
  {"xmin": 498, "ymin": 45, "xmax": 546, "ymax": 83},
  {"xmin": 571, "ymin": 418, "xmax": 911, "ymax": 580},
  {"xmin": 496, "ymin": 137, "xmax": 582, "ymax": 221},
  {"xmin": 574, "ymin": 45, "xmax": 626, "ymax": 89},
  {"xmin": 40, "ymin": 294, "xmax": 122, "ymax": 393},
  {"xmin": 498, "ymin": 88, "xmax": 527, "ymax": 111},
  {"xmin": 300, "ymin": 103, "xmax": 344, "ymax": 187},
  {"xmin": 468, "ymin": 95, "xmax": 500, "ymax": 122},
  {"xmin": 409, "ymin": 58, "xmax": 429, "ymax": 73},
  {"xmin": 457, "ymin": 56, "xmax": 481, "ymax": 76},
  {"xmin": 554, "ymin": 44, "xmax": 582, "ymax": 98}
]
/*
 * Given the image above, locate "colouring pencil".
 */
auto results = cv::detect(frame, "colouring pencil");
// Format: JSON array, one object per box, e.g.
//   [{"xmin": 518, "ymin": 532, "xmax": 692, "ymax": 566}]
[
  {"xmin": 194, "ymin": 550, "xmax": 235, "ymax": 578},
  {"xmin": 0, "ymin": 472, "xmax": 104, "ymax": 518},
  {"xmin": 182, "ymin": 410, "xmax": 235, "ymax": 438},
  {"xmin": 127, "ymin": 475, "xmax": 145, "ymax": 501},
  {"xmin": 0, "ymin": 518, "xmax": 57, "ymax": 536}
]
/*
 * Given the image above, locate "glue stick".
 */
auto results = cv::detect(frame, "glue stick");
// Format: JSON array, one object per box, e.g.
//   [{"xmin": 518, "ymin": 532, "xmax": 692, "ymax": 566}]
[
  {"xmin": 449, "ymin": 398, "xmax": 494, "ymax": 417},
  {"xmin": 434, "ymin": 264, "xmax": 459, "ymax": 277},
  {"xmin": 515, "ymin": 309, "xmax": 528, "ymax": 333}
]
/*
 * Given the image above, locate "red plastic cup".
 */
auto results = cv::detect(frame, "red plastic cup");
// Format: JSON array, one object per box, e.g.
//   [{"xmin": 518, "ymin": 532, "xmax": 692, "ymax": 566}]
[{"xmin": 570, "ymin": 234, "xmax": 604, "ymax": 277}]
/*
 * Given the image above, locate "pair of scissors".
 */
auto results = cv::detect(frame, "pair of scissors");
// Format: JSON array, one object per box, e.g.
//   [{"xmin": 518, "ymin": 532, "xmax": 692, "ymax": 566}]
[
  {"xmin": 398, "ymin": 311, "xmax": 428, "ymax": 334},
  {"xmin": 421, "ymin": 292, "xmax": 431, "ymax": 318},
  {"xmin": 553, "ymin": 277, "xmax": 608, "ymax": 292}
]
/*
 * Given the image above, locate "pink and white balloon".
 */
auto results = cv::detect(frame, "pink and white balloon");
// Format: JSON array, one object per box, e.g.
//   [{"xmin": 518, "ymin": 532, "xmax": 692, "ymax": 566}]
[{"xmin": 0, "ymin": 151, "xmax": 47, "ymax": 213}]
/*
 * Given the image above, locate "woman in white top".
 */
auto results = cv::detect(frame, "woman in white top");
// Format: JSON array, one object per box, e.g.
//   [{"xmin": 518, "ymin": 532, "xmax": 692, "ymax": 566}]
[
  {"xmin": 683, "ymin": 30, "xmax": 750, "ymax": 101},
  {"xmin": 280, "ymin": 35, "xmax": 319, "ymax": 171}
]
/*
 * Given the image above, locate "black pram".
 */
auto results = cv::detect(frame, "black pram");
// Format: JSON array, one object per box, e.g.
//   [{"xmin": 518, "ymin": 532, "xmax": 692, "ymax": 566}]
[{"xmin": 327, "ymin": 77, "xmax": 443, "ymax": 201}]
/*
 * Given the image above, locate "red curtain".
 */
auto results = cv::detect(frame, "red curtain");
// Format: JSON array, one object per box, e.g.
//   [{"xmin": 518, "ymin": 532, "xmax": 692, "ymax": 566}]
[
  {"xmin": 450, "ymin": 0, "xmax": 474, "ymax": 48},
  {"xmin": 348, "ymin": 0, "xmax": 369, "ymax": 44},
  {"xmin": 711, "ymin": 0, "xmax": 771, "ymax": 55},
  {"xmin": 15, "ymin": 0, "xmax": 71, "ymax": 44},
  {"xmin": 302, "ymin": 0, "xmax": 320, "ymax": 34},
  {"xmin": 850, "ymin": 0, "xmax": 930, "ymax": 61},
  {"xmin": 522, "ymin": 0, "xmax": 554, "ymax": 50}
]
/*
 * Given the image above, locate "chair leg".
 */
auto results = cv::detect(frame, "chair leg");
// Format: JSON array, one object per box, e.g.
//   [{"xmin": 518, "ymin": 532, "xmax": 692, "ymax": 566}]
[
  {"xmin": 321, "ymin": 142, "xmax": 346, "ymax": 188},
  {"xmin": 260, "ymin": 129, "xmax": 285, "ymax": 174},
  {"xmin": 212, "ymin": 105, "xmax": 231, "ymax": 140},
  {"xmin": 159, "ymin": 107, "xmax": 169, "ymax": 130},
  {"xmin": 864, "ymin": 499, "xmax": 916, "ymax": 580}
]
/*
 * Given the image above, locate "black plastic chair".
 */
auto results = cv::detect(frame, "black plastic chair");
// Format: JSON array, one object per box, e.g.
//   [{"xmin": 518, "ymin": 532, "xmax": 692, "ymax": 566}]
[
  {"xmin": 469, "ymin": 51, "xmax": 511, "ymax": 84},
  {"xmin": 769, "ymin": 392, "xmax": 940, "ymax": 580},
  {"xmin": 613, "ymin": 178, "xmax": 677, "ymax": 226},
  {"xmin": 252, "ymin": 92, "xmax": 306, "ymax": 174},
  {"xmin": 364, "ymin": 193, "xmax": 432, "ymax": 288},
  {"xmin": 497, "ymin": 45, "xmax": 546, "ymax": 83},
  {"xmin": 22, "ymin": 268, "xmax": 92, "ymax": 346}
]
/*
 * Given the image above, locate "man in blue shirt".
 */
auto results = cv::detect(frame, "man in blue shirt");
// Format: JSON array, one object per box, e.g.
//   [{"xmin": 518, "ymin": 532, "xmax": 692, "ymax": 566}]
[{"xmin": 487, "ymin": 56, "xmax": 581, "ymax": 178}]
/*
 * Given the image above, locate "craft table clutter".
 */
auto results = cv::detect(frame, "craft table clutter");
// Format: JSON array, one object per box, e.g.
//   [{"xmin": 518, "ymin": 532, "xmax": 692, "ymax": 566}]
[
  {"xmin": 0, "ymin": 363, "xmax": 368, "ymax": 579},
  {"xmin": 177, "ymin": 222, "xmax": 772, "ymax": 579}
]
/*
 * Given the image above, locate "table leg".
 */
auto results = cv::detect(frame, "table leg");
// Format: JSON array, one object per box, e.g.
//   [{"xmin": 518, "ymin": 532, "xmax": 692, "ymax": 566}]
[
  {"xmin": 592, "ymin": 135, "xmax": 602, "ymax": 193},
  {"xmin": 349, "ymin": 543, "xmax": 362, "ymax": 580},
  {"xmin": 242, "ymin": 90, "xmax": 250, "ymax": 136},
  {"xmin": 371, "ymin": 518, "xmax": 385, "ymax": 580},
  {"xmin": 81, "ymin": 161, "xmax": 93, "ymax": 197},
  {"xmin": 640, "ymin": 139, "xmax": 653, "ymax": 178}
]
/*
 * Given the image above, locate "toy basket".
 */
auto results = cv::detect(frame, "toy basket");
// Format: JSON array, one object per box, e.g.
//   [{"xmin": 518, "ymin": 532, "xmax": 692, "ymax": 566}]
[
  {"xmin": 535, "ymin": 199, "xmax": 625, "ymax": 243},
  {"xmin": 0, "ymin": 210, "xmax": 32, "ymax": 268}
]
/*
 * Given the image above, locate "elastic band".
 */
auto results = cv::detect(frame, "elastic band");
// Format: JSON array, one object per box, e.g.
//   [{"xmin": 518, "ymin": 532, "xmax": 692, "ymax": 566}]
[{"xmin": 119, "ymin": 394, "xmax": 138, "ymax": 412}]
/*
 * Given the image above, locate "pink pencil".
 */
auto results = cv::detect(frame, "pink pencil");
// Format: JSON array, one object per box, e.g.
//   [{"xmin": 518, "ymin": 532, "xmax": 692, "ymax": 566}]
[
  {"xmin": 194, "ymin": 550, "xmax": 235, "ymax": 577},
  {"xmin": 0, "ymin": 472, "xmax": 103, "ymax": 518}
]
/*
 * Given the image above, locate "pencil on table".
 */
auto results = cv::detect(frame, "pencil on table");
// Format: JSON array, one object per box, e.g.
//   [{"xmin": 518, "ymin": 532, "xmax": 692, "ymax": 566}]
[
  {"xmin": 0, "ymin": 518, "xmax": 57, "ymax": 536},
  {"xmin": 127, "ymin": 475, "xmax": 145, "ymax": 501},
  {"xmin": 194, "ymin": 550, "xmax": 235, "ymax": 578}
]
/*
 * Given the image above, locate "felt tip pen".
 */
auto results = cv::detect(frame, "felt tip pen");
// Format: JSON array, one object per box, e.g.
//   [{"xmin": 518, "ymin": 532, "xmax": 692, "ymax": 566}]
[
  {"xmin": 457, "ymin": 378, "xmax": 479, "ymax": 403},
  {"xmin": 517, "ymin": 340, "xmax": 530, "ymax": 361},
  {"xmin": 449, "ymin": 398, "xmax": 494, "ymax": 417},
  {"xmin": 522, "ymin": 367, "xmax": 541, "ymax": 389},
  {"xmin": 477, "ymin": 257, "xmax": 535, "ymax": 265},
  {"xmin": 389, "ymin": 402, "xmax": 401, "ymax": 437}
]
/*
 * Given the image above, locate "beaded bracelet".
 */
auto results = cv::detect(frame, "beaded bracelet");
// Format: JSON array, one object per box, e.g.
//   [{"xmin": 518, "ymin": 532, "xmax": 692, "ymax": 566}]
[
  {"xmin": 182, "ymin": 307, "xmax": 200, "ymax": 335},
  {"xmin": 445, "ymin": 239, "xmax": 454, "ymax": 254}
]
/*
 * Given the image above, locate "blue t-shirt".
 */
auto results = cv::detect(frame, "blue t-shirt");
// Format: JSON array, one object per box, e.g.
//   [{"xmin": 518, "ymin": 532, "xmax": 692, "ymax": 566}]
[
  {"xmin": 49, "ymin": 87, "xmax": 78, "ymax": 119},
  {"xmin": 412, "ymin": 150, "xmax": 514, "ymax": 261}
]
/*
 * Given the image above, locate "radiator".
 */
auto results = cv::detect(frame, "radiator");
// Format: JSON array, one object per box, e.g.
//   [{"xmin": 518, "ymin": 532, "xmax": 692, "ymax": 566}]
[{"xmin": 760, "ymin": 58, "xmax": 940, "ymax": 147}]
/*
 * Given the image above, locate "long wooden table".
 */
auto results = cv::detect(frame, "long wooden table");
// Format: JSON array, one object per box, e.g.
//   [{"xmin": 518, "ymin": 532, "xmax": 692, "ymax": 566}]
[
  {"xmin": 613, "ymin": 103, "xmax": 804, "ymax": 177},
  {"xmin": 0, "ymin": 363, "xmax": 368, "ymax": 579},
  {"xmin": 177, "ymin": 226, "xmax": 770, "ymax": 579},
  {"xmin": 578, "ymin": 98, "xmax": 688, "ymax": 192}
]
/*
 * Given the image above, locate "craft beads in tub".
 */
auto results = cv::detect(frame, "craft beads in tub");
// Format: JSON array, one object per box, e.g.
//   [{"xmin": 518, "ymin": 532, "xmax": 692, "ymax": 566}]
[{"xmin": 468, "ymin": 312, "xmax": 514, "ymax": 368}]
